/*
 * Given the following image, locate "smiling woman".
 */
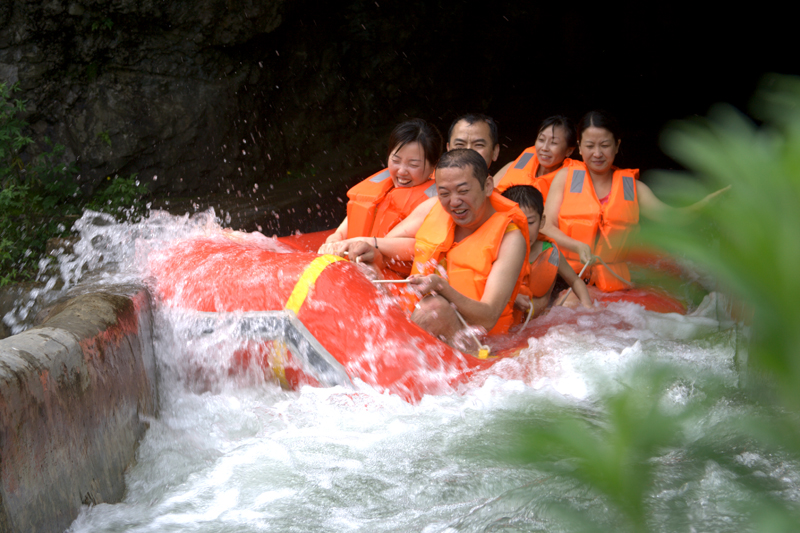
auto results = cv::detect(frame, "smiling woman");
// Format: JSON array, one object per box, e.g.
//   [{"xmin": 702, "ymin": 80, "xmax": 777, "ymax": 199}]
[
  {"xmin": 324, "ymin": 119, "xmax": 443, "ymax": 248},
  {"xmin": 496, "ymin": 115, "xmax": 578, "ymax": 200}
]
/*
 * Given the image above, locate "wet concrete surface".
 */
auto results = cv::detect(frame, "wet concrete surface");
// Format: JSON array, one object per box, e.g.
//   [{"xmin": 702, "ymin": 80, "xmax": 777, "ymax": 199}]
[{"xmin": 0, "ymin": 285, "xmax": 157, "ymax": 533}]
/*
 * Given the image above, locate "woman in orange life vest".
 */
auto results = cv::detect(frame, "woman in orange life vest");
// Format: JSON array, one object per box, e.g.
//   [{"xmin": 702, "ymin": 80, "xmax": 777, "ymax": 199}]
[
  {"xmin": 542, "ymin": 110, "xmax": 729, "ymax": 293},
  {"xmin": 495, "ymin": 115, "xmax": 577, "ymax": 201},
  {"xmin": 322, "ymin": 119, "xmax": 443, "ymax": 247}
]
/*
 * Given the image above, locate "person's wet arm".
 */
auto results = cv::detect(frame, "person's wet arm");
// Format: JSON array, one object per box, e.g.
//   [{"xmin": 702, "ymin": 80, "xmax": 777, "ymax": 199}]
[
  {"xmin": 557, "ymin": 251, "xmax": 593, "ymax": 309},
  {"xmin": 637, "ymin": 181, "xmax": 731, "ymax": 224},
  {"xmin": 326, "ymin": 216, "xmax": 349, "ymax": 243}
]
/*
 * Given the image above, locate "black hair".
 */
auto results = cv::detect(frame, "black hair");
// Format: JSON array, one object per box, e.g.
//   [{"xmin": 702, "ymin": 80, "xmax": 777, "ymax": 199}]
[
  {"xmin": 447, "ymin": 114, "xmax": 499, "ymax": 147},
  {"xmin": 436, "ymin": 148, "xmax": 489, "ymax": 189},
  {"xmin": 538, "ymin": 115, "xmax": 577, "ymax": 148},
  {"xmin": 577, "ymin": 110, "xmax": 622, "ymax": 143},
  {"xmin": 387, "ymin": 118, "xmax": 443, "ymax": 166},
  {"xmin": 501, "ymin": 185, "xmax": 544, "ymax": 216}
]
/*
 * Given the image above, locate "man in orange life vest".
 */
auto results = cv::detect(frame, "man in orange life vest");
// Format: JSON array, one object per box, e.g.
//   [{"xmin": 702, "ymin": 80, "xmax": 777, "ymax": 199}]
[{"xmin": 346, "ymin": 148, "xmax": 528, "ymax": 350}]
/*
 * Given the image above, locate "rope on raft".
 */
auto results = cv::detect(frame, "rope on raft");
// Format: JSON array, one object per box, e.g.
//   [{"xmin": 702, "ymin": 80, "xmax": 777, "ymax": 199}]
[{"xmin": 454, "ymin": 308, "xmax": 491, "ymax": 359}]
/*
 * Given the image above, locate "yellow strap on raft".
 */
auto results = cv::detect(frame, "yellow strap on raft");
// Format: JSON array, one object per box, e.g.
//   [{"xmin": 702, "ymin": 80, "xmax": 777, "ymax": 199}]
[
  {"xmin": 271, "ymin": 254, "xmax": 345, "ymax": 388},
  {"xmin": 285, "ymin": 254, "xmax": 346, "ymax": 314},
  {"xmin": 270, "ymin": 339, "xmax": 290, "ymax": 389}
]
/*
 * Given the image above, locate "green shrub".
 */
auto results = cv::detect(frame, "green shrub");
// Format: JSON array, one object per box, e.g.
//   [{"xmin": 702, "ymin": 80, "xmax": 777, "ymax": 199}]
[
  {"xmin": 0, "ymin": 82, "xmax": 33, "ymax": 185},
  {"xmin": 86, "ymin": 173, "xmax": 150, "ymax": 221},
  {"xmin": 0, "ymin": 82, "xmax": 149, "ymax": 285}
]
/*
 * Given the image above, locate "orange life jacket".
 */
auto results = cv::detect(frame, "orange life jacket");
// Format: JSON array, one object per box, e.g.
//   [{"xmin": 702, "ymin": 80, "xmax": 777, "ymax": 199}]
[
  {"xmin": 346, "ymin": 169, "xmax": 436, "ymax": 239},
  {"xmin": 524, "ymin": 243, "xmax": 560, "ymax": 298},
  {"xmin": 411, "ymin": 192, "xmax": 529, "ymax": 334},
  {"xmin": 496, "ymin": 147, "xmax": 573, "ymax": 202},
  {"xmin": 558, "ymin": 162, "xmax": 639, "ymax": 292}
]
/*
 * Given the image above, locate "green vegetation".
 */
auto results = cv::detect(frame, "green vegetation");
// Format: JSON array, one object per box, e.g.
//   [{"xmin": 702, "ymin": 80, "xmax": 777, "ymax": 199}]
[
  {"xmin": 97, "ymin": 130, "xmax": 112, "ymax": 147},
  {"xmin": 86, "ymin": 173, "xmax": 149, "ymax": 221},
  {"xmin": 91, "ymin": 17, "xmax": 113, "ymax": 32},
  {"xmin": 652, "ymin": 74, "xmax": 800, "ymax": 411},
  {"xmin": 282, "ymin": 162, "xmax": 318, "ymax": 183},
  {"xmin": 491, "ymin": 75, "xmax": 800, "ymax": 532},
  {"xmin": 0, "ymin": 82, "xmax": 148, "ymax": 286}
]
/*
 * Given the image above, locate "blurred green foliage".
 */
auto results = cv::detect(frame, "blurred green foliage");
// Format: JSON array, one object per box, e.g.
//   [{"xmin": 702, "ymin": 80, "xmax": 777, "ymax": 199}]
[
  {"xmin": 651, "ymin": 73, "xmax": 800, "ymax": 410},
  {"xmin": 0, "ymin": 82, "xmax": 148, "ymax": 286},
  {"xmin": 492, "ymin": 75, "xmax": 800, "ymax": 532}
]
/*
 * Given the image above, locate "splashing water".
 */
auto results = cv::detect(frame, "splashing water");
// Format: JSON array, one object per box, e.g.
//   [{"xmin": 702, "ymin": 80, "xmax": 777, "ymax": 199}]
[
  {"xmin": 10, "ymin": 209, "xmax": 789, "ymax": 532},
  {"xmin": 3, "ymin": 209, "xmax": 258, "ymax": 334}
]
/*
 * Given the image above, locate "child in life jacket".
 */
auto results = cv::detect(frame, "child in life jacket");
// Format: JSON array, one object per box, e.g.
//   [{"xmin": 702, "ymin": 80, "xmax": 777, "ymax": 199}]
[{"xmin": 501, "ymin": 185, "xmax": 593, "ymax": 317}]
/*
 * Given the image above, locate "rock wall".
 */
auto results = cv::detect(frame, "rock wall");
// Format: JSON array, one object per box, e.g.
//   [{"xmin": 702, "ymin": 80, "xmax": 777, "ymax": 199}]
[
  {"xmin": 1, "ymin": 0, "xmax": 290, "ymax": 197},
  {"xmin": 2, "ymin": 1, "xmax": 783, "ymax": 211},
  {"xmin": 0, "ymin": 286, "xmax": 157, "ymax": 533},
  {"xmin": 0, "ymin": 1, "xmax": 513, "ymax": 204}
]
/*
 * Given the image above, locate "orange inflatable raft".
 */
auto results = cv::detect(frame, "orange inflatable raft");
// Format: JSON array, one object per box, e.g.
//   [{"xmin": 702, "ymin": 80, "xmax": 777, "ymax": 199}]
[
  {"xmin": 149, "ymin": 231, "xmax": 695, "ymax": 402},
  {"xmin": 150, "ymin": 234, "xmax": 507, "ymax": 402}
]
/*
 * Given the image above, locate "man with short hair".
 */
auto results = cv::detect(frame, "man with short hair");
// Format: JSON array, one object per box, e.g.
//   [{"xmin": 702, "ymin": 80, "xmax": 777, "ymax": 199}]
[
  {"xmin": 347, "ymin": 149, "xmax": 528, "ymax": 349},
  {"xmin": 446, "ymin": 113, "xmax": 500, "ymax": 171}
]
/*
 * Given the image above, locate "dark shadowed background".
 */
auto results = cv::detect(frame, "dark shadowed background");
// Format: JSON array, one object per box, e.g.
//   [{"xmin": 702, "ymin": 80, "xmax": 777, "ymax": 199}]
[{"xmin": 0, "ymin": 1, "xmax": 793, "ymax": 233}]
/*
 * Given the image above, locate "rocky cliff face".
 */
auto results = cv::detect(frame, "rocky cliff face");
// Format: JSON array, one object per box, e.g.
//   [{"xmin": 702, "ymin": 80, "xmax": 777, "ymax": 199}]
[
  {"xmin": 1, "ymin": 1, "xmax": 478, "ymax": 204},
  {"xmin": 2, "ymin": 0, "xmax": 288, "ymax": 197},
  {"xmin": 4, "ymin": 0, "xmax": 490, "ymax": 236}
]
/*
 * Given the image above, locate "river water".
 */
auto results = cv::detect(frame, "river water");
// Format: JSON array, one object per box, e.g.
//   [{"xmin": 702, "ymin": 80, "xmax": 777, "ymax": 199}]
[{"xmin": 12, "ymin": 210, "xmax": 794, "ymax": 532}]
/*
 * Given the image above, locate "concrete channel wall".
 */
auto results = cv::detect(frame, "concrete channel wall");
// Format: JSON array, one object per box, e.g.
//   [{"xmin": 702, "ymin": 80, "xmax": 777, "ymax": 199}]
[{"xmin": 0, "ymin": 286, "xmax": 158, "ymax": 533}]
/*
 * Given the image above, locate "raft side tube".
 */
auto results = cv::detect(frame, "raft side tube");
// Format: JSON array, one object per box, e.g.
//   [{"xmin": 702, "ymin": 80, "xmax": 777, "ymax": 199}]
[{"xmin": 189, "ymin": 310, "xmax": 353, "ymax": 388}]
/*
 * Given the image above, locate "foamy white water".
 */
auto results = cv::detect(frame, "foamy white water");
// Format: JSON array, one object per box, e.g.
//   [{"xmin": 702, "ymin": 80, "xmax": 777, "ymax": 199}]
[{"xmin": 15, "ymin": 210, "xmax": 790, "ymax": 532}]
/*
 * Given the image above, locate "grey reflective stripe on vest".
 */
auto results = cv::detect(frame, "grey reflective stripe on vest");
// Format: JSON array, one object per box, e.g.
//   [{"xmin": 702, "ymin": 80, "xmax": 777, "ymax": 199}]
[
  {"xmin": 623, "ymin": 176, "xmax": 635, "ymax": 201},
  {"xmin": 548, "ymin": 247, "xmax": 559, "ymax": 266},
  {"xmin": 570, "ymin": 170, "xmax": 585, "ymax": 193},
  {"xmin": 424, "ymin": 182, "xmax": 437, "ymax": 198},
  {"xmin": 514, "ymin": 152, "xmax": 535, "ymax": 170},
  {"xmin": 369, "ymin": 169, "xmax": 391, "ymax": 183}
]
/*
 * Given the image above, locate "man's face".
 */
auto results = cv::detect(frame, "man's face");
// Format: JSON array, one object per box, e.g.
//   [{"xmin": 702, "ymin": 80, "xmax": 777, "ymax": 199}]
[
  {"xmin": 447, "ymin": 120, "xmax": 499, "ymax": 170},
  {"xmin": 436, "ymin": 165, "xmax": 493, "ymax": 230}
]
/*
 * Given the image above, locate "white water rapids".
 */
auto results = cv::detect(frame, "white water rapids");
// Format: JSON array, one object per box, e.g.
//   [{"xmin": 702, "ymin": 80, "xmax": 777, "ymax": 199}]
[{"xmin": 7, "ymin": 210, "xmax": 791, "ymax": 532}]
